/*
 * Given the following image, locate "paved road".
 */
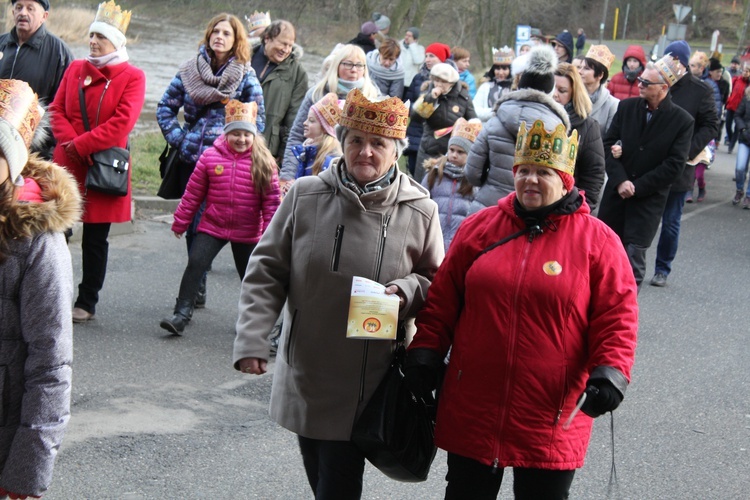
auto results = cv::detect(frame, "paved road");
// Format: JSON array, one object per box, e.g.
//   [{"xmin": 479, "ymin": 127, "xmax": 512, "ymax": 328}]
[{"xmin": 47, "ymin": 148, "xmax": 749, "ymax": 499}]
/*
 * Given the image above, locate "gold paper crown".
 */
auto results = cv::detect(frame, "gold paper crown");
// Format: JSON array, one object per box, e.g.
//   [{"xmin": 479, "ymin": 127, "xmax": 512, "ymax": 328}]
[
  {"xmin": 225, "ymin": 99, "xmax": 258, "ymax": 126},
  {"xmin": 0, "ymin": 79, "xmax": 41, "ymax": 148},
  {"xmin": 492, "ymin": 46, "xmax": 515, "ymax": 65},
  {"xmin": 312, "ymin": 93, "xmax": 342, "ymax": 129},
  {"xmin": 585, "ymin": 44, "xmax": 615, "ymax": 71},
  {"xmin": 451, "ymin": 118, "xmax": 482, "ymax": 143},
  {"xmin": 339, "ymin": 89, "xmax": 408, "ymax": 139},
  {"xmin": 654, "ymin": 54, "xmax": 683, "ymax": 87},
  {"xmin": 514, "ymin": 120, "xmax": 578, "ymax": 176},
  {"xmin": 94, "ymin": 1, "xmax": 131, "ymax": 35},
  {"xmin": 246, "ymin": 11, "xmax": 271, "ymax": 31}
]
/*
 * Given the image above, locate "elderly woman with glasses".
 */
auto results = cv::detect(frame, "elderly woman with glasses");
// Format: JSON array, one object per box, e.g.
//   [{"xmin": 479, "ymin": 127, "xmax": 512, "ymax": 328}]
[
  {"xmin": 411, "ymin": 61, "xmax": 476, "ymax": 182},
  {"xmin": 279, "ymin": 44, "xmax": 380, "ymax": 193},
  {"xmin": 234, "ymin": 89, "xmax": 443, "ymax": 498}
]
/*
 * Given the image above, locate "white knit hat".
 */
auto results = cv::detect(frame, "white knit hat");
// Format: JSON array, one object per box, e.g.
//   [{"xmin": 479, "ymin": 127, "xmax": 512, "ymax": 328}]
[{"xmin": 89, "ymin": 21, "xmax": 127, "ymax": 49}]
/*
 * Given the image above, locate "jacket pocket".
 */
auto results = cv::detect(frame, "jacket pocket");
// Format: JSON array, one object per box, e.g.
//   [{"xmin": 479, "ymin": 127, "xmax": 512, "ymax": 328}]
[
  {"xmin": 284, "ymin": 309, "xmax": 299, "ymax": 367},
  {"xmin": 330, "ymin": 224, "xmax": 345, "ymax": 271}
]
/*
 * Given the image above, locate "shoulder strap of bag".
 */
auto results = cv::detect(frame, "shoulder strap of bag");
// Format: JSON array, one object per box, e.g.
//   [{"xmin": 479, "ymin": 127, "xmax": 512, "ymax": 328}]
[{"xmin": 78, "ymin": 84, "xmax": 91, "ymax": 132}]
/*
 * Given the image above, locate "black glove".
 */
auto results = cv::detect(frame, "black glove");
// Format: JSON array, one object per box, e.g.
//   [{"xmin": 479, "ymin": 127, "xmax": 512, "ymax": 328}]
[
  {"xmin": 579, "ymin": 379, "xmax": 623, "ymax": 418},
  {"xmin": 403, "ymin": 348, "xmax": 441, "ymax": 400}
]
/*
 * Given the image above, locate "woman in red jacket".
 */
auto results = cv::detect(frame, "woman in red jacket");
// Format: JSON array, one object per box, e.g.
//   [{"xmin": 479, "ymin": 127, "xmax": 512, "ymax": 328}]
[
  {"xmin": 406, "ymin": 119, "xmax": 638, "ymax": 499},
  {"xmin": 50, "ymin": 1, "xmax": 146, "ymax": 323}
]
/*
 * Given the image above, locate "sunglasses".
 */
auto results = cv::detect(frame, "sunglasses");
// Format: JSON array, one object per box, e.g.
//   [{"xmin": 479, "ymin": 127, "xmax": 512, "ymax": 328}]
[{"xmin": 637, "ymin": 77, "xmax": 663, "ymax": 87}]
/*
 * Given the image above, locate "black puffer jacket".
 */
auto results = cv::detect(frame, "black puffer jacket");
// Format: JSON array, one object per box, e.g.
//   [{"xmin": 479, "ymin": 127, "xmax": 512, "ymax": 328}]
[{"xmin": 734, "ymin": 97, "xmax": 750, "ymax": 146}]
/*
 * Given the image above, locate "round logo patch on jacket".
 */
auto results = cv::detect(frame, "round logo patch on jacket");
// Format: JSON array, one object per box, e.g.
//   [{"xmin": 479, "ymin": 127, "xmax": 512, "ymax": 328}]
[
  {"xmin": 215, "ymin": 165, "xmax": 224, "ymax": 175},
  {"xmin": 543, "ymin": 261, "xmax": 562, "ymax": 276}
]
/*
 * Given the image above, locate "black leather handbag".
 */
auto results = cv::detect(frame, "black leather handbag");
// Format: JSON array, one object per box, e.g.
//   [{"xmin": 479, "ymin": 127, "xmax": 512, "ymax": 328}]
[
  {"xmin": 351, "ymin": 344, "xmax": 438, "ymax": 482},
  {"xmin": 156, "ymin": 143, "xmax": 182, "ymax": 199},
  {"xmin": 79, "ymin": 84, "xmax": 129, "ymax": 197}
]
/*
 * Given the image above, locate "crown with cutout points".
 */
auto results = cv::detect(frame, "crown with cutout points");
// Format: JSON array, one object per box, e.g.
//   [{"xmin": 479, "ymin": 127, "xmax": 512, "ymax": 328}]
[
  {"xmin": 94, "ymin": 1, "xmax": 131, "ymax": 35},
  {"xmin": 514, "ymin": 120, "xmax": 578, "ymax": 176}
]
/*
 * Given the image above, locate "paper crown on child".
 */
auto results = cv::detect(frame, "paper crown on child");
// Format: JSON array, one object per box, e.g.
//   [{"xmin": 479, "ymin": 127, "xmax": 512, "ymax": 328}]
[
  {"xmin": 245, "ymin": 11, "xmax": 271, "ymax": 36},
  {"xmin": 585, "ymin": 44, "xmax": 615, "ymax": 71},
  {"xmin": 654, "ymin": 54, "xmax": 684, "ymax": 87},
  {"xmin": 493, "ymin": 46, "xmax": 515, "ymax": 66},
  {"xmin": 448, "ymin": 118, "xmax": 482, "ymax": 153},
  {"xmin": 91, "ymin": 1, "xmax": 131, "ymax": 37},
  {"xmin": 338, "ymin": 89, "xmax": 408, "ymax": 140},
  {"xmin": 224, "ymin": 100, "xmax": 258, "ymax": 135},
  {"xmin": 0, "ymin": 79, "xmax": 43, "ymax": 185},
  {"xmin": 514, "ymin": 120, "xmax": 578, "ymax": 176},
  {"xmin": 311, "ymin": 93, "xmax": 343, "ymax": 137}
]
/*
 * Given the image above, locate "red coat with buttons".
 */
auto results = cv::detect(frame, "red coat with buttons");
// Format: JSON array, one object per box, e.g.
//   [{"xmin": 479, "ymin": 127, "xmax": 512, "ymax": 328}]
[
  {"xmin": 409, "ymin": 193, "xmax": 638, "ymax": 470},
  {"xmin": 50, "ymin": 59, "xmax": 145, "ymax": 223}
]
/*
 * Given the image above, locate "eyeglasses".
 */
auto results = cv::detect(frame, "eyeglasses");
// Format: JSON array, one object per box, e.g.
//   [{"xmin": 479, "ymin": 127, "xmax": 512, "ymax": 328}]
[
  {"xmin": 340, "ymin": 61, "xmax": 366, "ymax": 70},
  {"xmin": 637, "ymin": 77, "xmax": 663, "ymax": 87}
]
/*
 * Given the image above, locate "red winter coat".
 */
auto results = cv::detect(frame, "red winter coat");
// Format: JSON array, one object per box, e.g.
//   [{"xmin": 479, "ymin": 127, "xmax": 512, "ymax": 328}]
[
  {"xmin": 409, "ymin": 193, "xmax": 638, "ymax": 470},
  {"xmin": 727, "ymin": 75, "xmax": 750, "ymax": 111},
  {"xmin": 172, "ymin": 135, "xmax": 281, "ymax": 244},
  {"xmin": 50, "ymin": 59, "xmax": 145, "ymax": 223},
  {"xmin": 608, "ymin": 45, "xmax": 646, "ymax": 101}
]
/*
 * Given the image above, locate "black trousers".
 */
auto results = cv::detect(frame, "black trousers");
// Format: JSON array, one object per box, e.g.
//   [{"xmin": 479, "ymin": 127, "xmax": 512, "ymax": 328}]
[
  {"xmin": 297, "ymin": 435, "xmax": 366, "ymax": 500},
  {"xmin": 444, "ymin": 453, "xmax": 575, "ymax": 500},
  {"xmin": 75, "ymin": 222, "xmax": 111, "ymax": 314},
  {"xmin": 177, "ymin": 232, "xmax": 254, "ymax": 302}
]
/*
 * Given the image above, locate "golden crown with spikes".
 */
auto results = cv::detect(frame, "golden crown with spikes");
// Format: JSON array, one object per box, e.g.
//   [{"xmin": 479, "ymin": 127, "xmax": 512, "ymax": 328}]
[
  {"xmin": 451, "ymin": 118, "xmax": 482, "ymax": 143},
  {"xmin": 339, "ymin": 89, "xmax": 409, "ymax": 139},
  {"xmin": 246, "ymin": 11, "xmax": 271, "ymax": 31},
  {"xmin": 225, "ymin": 99, "xmax": 258, "ymax": 126},
  {"xmin": 585, "ymin": 44, "xmax": 615, "ymax": 71},
  {"xmin": 0, "ymin": 79, "xmax": 42, "ymax": 148},
  {"xmin": 94, "ymin": 1, "xmax": 132, "ymax": 35},
  {"xmin": 492, "ymin": 46, "xmax": 515, "ymax": 65},
  {"xmin": 654, "ymin": 54, "xmax": 683, "ymax": 87},
  {"xmin": 514, "ymin": 120, "xmax": 578, "ymax": 176}
]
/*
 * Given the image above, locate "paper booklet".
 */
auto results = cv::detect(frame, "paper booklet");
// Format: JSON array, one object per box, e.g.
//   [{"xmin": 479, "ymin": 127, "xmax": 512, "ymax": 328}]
[{"xmin": 346, "ymin": 276, "xmax": 400, "ymax": 340}]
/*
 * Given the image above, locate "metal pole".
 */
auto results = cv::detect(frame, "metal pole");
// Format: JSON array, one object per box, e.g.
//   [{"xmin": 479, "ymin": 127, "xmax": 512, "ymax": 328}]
[
  {"xmin": 622, "ymin": 3, "xmax": 631, "ymax": 40},
  {"xmin": 599, "ymin": 0, "xmax": 609, "ymax": 44}
]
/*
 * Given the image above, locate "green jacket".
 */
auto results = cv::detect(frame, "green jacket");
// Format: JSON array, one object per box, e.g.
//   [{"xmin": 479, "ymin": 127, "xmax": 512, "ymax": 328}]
[{"xmin": 258, "ymin": 47, "xmax": 309, "ymax": 158}]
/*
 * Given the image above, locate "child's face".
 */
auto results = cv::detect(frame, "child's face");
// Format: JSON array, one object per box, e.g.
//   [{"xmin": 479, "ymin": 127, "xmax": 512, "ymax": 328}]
[
  {"xmin": 303, "ymin": 110, "xmax": 325, "ymax": 141},
  {"xmin": 447, "ymin": 144, "xmax": 468, "ymax": 167},
  {"xmin": 226, "ymin": 130, "xmax": 255, "ymax": 153}
]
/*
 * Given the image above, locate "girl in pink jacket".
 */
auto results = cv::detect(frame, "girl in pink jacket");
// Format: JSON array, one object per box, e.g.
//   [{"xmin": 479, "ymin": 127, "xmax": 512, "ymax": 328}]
[{"xmin": 160, "ymin": 100, "xmax": 280, "ymax": 335}]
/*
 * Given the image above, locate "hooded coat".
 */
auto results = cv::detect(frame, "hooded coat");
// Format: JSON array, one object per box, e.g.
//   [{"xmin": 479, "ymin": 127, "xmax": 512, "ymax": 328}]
[
  {"xmin": 464, "ymin": 89, "xmax": 570, "ymax": 214},
  {"xmin": 408, "ymin": 192, "xmax": 638, "ymax": 469},
  {"xmin": 608, "ymin": 45, "xmax": 647, "ymax": 101},
  {"xmin": 232, "ymin": 160, "xmax": 444, "ymax": 440},
  {"xmin": 0, "ymin": 158, "xmax": 81, "ymax": 496}
]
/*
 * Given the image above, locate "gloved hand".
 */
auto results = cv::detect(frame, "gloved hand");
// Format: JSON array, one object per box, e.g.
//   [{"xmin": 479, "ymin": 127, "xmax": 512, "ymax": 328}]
[
  {"xmin": 403, "ymin": 348, "xmax": 441, "ymax": 400},
  {"xmin": 579, "ymin": 379, "xmax": 623, "ymax": 418}
]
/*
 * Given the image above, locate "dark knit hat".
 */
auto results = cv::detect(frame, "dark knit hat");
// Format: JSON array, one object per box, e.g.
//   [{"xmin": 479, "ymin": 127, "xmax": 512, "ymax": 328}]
[
  {"xmin": 11, "ymin": 0, "xmax": 49, "ymax": 10},
  {"xmin": 361, "ymin": 21, "xmax": 378, "ymax": 36},
  {"xmin": 709, "ymin": 58, "xmax": 722, "ymax": 71},
  {"xmin": 407, "ymin": 27, "xmax": 420, "ymax": 39},
  {"xmin": 552, "ymin": 30, "xmax": 574, "ymax": 61},
  {"xmin": 664, "ymin": 40, "xmax": 691, "ymax": 69},
  {"xmin": 732, "ymin": 56, "xmax": 741, "ymax": 65},
  {"xmin": 517, "ymin": 44, "xmax": 558, "ymax": 94},
  {"xmin": 425, "ymin": 43, "xmax": 451, "ymax": 63}
]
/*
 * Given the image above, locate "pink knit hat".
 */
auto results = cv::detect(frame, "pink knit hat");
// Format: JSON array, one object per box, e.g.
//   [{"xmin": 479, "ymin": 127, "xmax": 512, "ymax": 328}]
[{"xmin": 311, "ymin": 93, "xmax": 342, "ymax": 137}]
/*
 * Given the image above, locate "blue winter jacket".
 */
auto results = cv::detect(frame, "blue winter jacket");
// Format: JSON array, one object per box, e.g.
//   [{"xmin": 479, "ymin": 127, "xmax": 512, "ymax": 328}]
[
  {"xmin": 157, "ymin": 45, "xmax": 266, "ymax": 166},
  {"xmin": 291, "ymin": 143, "xmax": 337, "ymax": 178}
]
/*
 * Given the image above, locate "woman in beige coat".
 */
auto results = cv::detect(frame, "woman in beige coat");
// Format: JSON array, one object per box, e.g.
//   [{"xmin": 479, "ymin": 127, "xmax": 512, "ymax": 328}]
[{"xmin": 233, "ymin": 89, "xmax": 443, "ymax": 499}]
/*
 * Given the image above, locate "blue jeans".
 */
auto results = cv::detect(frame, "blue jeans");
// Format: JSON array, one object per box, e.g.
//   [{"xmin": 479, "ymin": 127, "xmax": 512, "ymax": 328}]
[
  {"xmin": 735, "ymin": 143, "xmax": 750, "ymax": 195},
  {"xmin": 654, "ymin": 190, "xmax": 686, "ymax": 276}
]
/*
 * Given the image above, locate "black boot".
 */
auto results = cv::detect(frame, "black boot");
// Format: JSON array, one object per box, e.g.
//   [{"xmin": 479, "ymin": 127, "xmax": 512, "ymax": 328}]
[
  {"xmin": 160, "ymin": 298, "xmax": 194, "ymax": 335},
  {"xmin": 194, "ymin": 273, "xmax": 207, "ymax": 309}
]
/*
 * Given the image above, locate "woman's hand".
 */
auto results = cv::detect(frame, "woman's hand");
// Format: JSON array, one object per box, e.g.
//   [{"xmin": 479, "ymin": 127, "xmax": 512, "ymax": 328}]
[
  {"xmin": 610, "ymin": 143, "xmax": 623, "ymax": 159},
  {"xmin": 173, "ymin": 231, "xmax": 183, "ymax": 239},
  {"xmin": 64, "ymin": 141, "xmax": 88, "ymax": 166},
  {"xmin": 279, "ymin": 179, "xmax": 294, "ymax": 198},
  {"xmin": 238, "ymin": 357, "xmax": 267, "ymax": 375},
  {"xmin": 385, "ymin": 285, "xmax": 406, "ymax": 309}
]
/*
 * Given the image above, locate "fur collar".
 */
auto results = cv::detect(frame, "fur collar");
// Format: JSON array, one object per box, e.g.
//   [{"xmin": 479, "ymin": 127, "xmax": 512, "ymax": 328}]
[
  {"xmin": 493, "ymin": 88, "xmax": 571, "ymax": 130},
  {"xmin": 6, "ymin": 156, "xmax": 82, "ymax": 240}
]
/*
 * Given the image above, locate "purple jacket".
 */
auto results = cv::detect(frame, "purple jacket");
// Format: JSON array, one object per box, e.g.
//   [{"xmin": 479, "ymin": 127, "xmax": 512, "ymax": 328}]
[{"xmin": 173, "ymin": 135, "xmax": 281, "ymax": 244}]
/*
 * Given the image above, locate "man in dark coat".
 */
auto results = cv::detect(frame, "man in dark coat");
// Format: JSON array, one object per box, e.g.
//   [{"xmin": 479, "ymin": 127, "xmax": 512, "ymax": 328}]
[
  {"xmin": 598, "ymin": 59, "xmax": 694, "ymax": 289},
  {"xmin": 650, "ymin": 41, "xmax": 719, "ymax": 287},
  {"xmin": 576, "ymin": 28, "xmax": 586, "ymax": 56},
  {"xmin": 0, "ymin": 0, "xmax": 73, "ymax": 159}
]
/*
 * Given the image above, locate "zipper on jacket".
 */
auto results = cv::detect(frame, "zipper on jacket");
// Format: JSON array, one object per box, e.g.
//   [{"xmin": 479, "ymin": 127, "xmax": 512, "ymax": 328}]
[
  {"xmin": 10, "ymin": 45, "xmax": 20, "ymax": 78},
  {"xmin": 358, "ymin": 213, "xmax": 392, "ymax": 402},
  {"xmin": 330, "ymin": 224, "xmax": 345, "ymax": 271},
  {"xmin": 491, "ymin": 458, "xmax": 499, "ymax": 474}
]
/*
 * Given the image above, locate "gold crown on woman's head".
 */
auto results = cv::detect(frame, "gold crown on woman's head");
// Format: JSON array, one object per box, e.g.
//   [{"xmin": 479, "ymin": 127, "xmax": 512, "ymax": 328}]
[
  {"xmin": 339, "ymin": 89, "xmax": 409, "ymax": 139},
  {"xmin": 514, "ymin": 120, "xmax": 578, "ymax": 176},
  {"xmin": 492, "ymin": 46, "xmax": 515, "ymax": 65},
  {"xmin": 94, "ymin": 1, "xmax": 131, "ymax": 35}
]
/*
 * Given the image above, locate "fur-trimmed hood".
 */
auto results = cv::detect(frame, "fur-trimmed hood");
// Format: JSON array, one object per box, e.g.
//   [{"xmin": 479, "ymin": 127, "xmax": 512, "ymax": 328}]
[
  {"xmin": 6, "ymin": 156, "xmax": 82, "ymax": 241},
  {"xmin": 493, "ymin": 88, "xmax": 571, "ymax": 131}
]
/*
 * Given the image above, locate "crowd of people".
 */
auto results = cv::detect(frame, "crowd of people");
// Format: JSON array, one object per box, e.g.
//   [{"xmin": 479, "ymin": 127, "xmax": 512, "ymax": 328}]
[{"xmin": 0, "ymin": 0, "xmax": 743, "ymax": 497}]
